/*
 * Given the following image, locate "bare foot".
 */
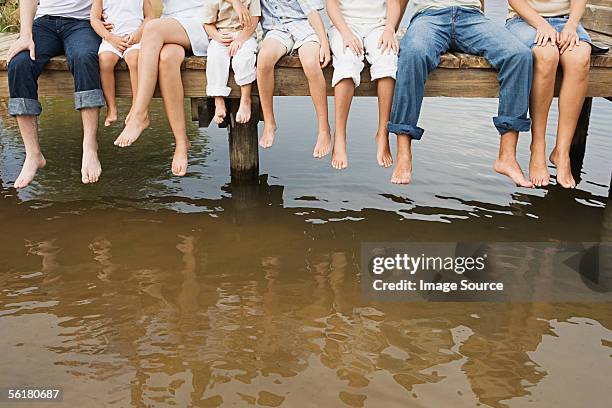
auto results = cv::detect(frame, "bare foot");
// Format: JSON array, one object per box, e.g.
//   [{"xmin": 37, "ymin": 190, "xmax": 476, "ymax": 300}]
[
  {"xmin": 313, "ymin": 129, "xmax": 332, "ymax": 158},
  {"xmin": 125, "ymin": 108, "xmax": 133, "ymax": 125},
  {"xmin": 391, "ymin": 153, "xmax": 412, "ymax": 184},
  {"xmin": 14, "ymin": 152, "xmax": 46, "ymax": 189},
  {"xmin": 214, "ymin": 98, "xmax": 226, "ymax": 125},
  {"xmin": 82, "ymin": 148, "xmax": 102, "ymax": 184},
  {"xmin": 236, "ymin": 99, "xmax": 251, "ymax": 124},
  {"xmin": 114, "ymin": 113, "xmax": 150, "ymax": 148},
  {"xmin": 104, "ymin": 106, "xmax": 118, "ymax": 127},
  {"xmin": 376, "ymin": 131, "xmax": 393, "ymax": 168},
  {"xmin": 259, "ymin": 123, "xmax": 277, "ymax": 148},
  {"xmin": 172, "ymin": 142, "xmax": 191, "ymax": 177},
  {"xmin": 529, "ymin": 152, "xmax": 550, "ymax": 187},
  {"xmin": 550, "ymin": 149, "xmax": 576, "ymax": 189},
  {"xmin": 494, "ymin": 158, "xmax": 534, "ymax": 188},
  {"xmin": 331, "ymin": 134, "xmax": 348, "ymax": 170}
]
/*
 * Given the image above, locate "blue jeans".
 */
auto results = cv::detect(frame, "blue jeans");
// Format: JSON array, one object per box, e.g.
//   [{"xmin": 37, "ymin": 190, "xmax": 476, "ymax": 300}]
[
  {"xmin": 505, "ymin": 15, "xmax": 592, "ymax": 49},
  {"xmin": 8, "ymin": 16, "xmax": 104, "ymax": 116},
  {"xmin": 388, "ymin": 7, "xmax": 533, "ymax": 139}
]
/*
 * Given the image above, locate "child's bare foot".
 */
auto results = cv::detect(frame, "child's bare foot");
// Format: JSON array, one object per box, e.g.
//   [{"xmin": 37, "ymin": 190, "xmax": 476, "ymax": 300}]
[
  {"xmin": 376, "ymin": 131, "xmax": 393, "ymax": 168},
  {"xmin": 81, "ymin": 148, "xmax": 102, "ymax": 184},
  {"xmin": 214, "ymin": 97, "xmax": 226, "ymax": 125},
  {"xmin": 494, "ymin": 158, "xmax": 534, "ymax": 188},
  {"xmin": 331, "ymin": 134, "xmax": 348, "ymax": 170},
  {"xmin": 114, "ymin": 112, "xmax": 150, "ymax": 148},
  {"xmin": 313, "ymin": 129, "xmax": 332, "ymax": 158},
  {"xmin": 236, "ymin": 99, "xmax": 252, "ymax": 124},
  {"xmin": 14, "ymin": 152, "xmax": 46, "ymax": 189},
  {"xmin": 125, "ymin": 108, "xmax": 133, "ymax": 125},
  {"xmin": 259, "ymin": 123, "xmax": 277, "ymax": 148},
  {"xmin": 550, "ymin": 148, "xmax": 576, "ymax": 189},
  {"xmin": 391, "ymin": 152, "xmax": 412, "ymax": 184},
  {"xmin": 104, "ymin": 106, "xmax": 118, "ymax": 127},
  {"xmin": 172, "ymin": 141, "xmax": 191, "ymax": 177}
]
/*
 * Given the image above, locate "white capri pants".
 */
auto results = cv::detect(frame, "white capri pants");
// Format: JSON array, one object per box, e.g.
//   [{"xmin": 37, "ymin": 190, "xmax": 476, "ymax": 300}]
[
  {"xmin": 206, "ymin": 34, "xmax": 258, "ymax": 97},
  {"xmin": 329, "ymin": 25, "xmax": 398, "ymax": 88}
]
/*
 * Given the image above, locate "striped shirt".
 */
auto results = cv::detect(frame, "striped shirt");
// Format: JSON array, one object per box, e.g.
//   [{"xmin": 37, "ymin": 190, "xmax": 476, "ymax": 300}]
[{"xmin": 260, "ymin": 0, "xmax": 324, "ymax": 41}]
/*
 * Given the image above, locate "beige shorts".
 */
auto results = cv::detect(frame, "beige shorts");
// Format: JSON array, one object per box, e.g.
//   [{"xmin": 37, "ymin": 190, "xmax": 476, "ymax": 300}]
[
  {"xmin": 98, "ymin": 39, "xmax": 141, "ymax": 59},
  {"xmin": 264, "ymin": 30, "xmax": 320, "ymax": 55}
]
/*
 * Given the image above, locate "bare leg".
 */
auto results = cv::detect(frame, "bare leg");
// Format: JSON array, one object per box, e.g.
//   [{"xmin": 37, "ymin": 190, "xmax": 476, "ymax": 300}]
[
  {"xmin": 298, "ymin": 42, "xmax": 331, "ymax": 159},
  {"xmin": 14, "ymin": 116, "xmax": 46, "ymax": 189},
  {"xmin": 124, "ymin": 49, "xmax": 140, "ymax": 124},
  {"xmin": 236, "ymin": 84, "xmax": 252, "ymax": 124},
  {"xmin": 158, "ymin": 44, "xmax": 190, "ymax": 177},
  {"xmin": 99, "ymin": 51, "xmax": 120, "ymax": 127},
  {"xmin": 528, "ymin": 45, "xmax": 559, "ymax": 187},
  {"xmin": 331, "ymin": 78, "xmax": 354, "ymax": 170},
  {"xmin": 494, "ymin": 130, "xmax": 534, "ymax": 188},
  {"xmin": 115, "ymin": 18, "xmax": 191, "ymax": 147},
  {"xmin": 376, "ymin": 77, "xmax": 394, "ymax": 168},
  {"xmin": 214, "ymin": 96, "xmax": 227, "ymax": 124},
  {"xmin": 551, "ymin": 45, "xmax": 591, "ymax": 189},
  {"xmin": 81, "ymin": 107, "xmax": 102, "ymax": 184},
  {"xmin": 257, "ymin": 38, "xmax": 286, "ymax": 148},
  {"xmin": 391, "ymin": 134, "xmax": 412, "ymax": 184}
]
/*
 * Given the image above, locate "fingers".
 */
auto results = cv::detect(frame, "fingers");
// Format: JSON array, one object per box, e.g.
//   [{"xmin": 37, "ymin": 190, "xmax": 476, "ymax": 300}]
[{"xmin": 29, "ymin": 43, "xmax": 36, "ymax": 60}]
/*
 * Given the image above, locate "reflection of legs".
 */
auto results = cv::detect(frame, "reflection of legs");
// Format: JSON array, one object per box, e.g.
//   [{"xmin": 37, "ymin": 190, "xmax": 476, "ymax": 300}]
[
  {"xmin": 177, "ymin": 235, "xmax": 200, "ymax": 317},
  {"xmin": 256, "ymin": 38, "xmax": 287, "ymax": 148},
  {"xmin": 124, "ymin": 49, "xmax": 140, "ymax": 123},
  {"xmin": 158, "ymin": 44, "xmax": 190, "ymax": 177},
  {"xmin": 551, "ymin": 45, "xmax": 591, "ymax": 189},
  {"xmin": 298, "ymin": 42, "xmax": 332, "ymax": 159},
  {"xmin": 115, "ymin": 18, "xmax": 192, "ymax": 147},
  {"xmin": 90, "ymin": 239, "xmax": 117, "ymax": 282},
  {"xmin": 528, "ymin": 45, "xmax": 558, "ymax": 187},
  {"xmin": 99, "ymin": 52, "xmax": 120, "ymax": 127}
]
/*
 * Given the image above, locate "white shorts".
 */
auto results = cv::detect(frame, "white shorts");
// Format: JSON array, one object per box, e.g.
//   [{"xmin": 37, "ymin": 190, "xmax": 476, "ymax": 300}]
[
  {"xmin": 264, "ymin": 30, "xmax": 320, "ymax": 55},
  {"xmin": 161, "ymin": 13, "xmax": 209, "ymax": 56},
  {"xmin": 329, "ymin": 24, "xmax": 398, "ymax": 88},
  {"xmin": 206, "ymin": 34, "xmax": 258, "ymax": 97},
  {"xmin": 98, "ymin": 39, "xmax": 141, "ymax": 59}
]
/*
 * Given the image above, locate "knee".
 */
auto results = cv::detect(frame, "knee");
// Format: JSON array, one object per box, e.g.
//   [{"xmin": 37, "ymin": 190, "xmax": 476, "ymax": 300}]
[
  {"xmin": 8, "ymin": 52, "xmax": 35, "ymax": 77},
  {"xmin": 398, "ymin": 42, "xmax": 430, "ymax": 65},
  {"xmin": 563, "ymin": 49, "xmax": 591, "ymax": 75},
  {"xmin": 257, "ymin": 50, "xmax": 278, "ymax": 70},
  {"xmin": 99, "ymin": 53, "xmax": 117, "ymax": 70},
  {"xmin": 300, "ymin": 53, "xmax": 322, "ymax": 76},
  {"xmin": 509, "ymin": 45, "xmax": 533, "ymax": 66},
  {"xmin": 533, "ymin": 46, "xmax": 559, "ymax": 72},
  {"xmin": 159, "ymin": 47, "xmax": 184, "ymax": 71},
  {"xmin": 125, "ymin": 52, "xmax": 139, "ymax": 69},
  {"xmin": 69, "ymin": 49, "xmax": 99, "ymax": 71},
  {"xmin": 141, "ymin": 19, "xmax": 163, "ymax": 44}
]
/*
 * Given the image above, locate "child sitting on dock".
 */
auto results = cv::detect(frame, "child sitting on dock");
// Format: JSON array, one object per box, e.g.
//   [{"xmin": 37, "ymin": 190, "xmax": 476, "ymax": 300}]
[
  {"xmin": 204, "ymin": 0, "xmax": 261, "ymax": 125},
  {"xmin": 252, "ymin": 0, "xmax": 332, "ymax": 158},
  {"xmin": 90, "ymin": 0, "xmax": 154, "ymax": 127},
  {"xmin": 326, "ymin": 0, "xmax": 401, "ymax": 170}
]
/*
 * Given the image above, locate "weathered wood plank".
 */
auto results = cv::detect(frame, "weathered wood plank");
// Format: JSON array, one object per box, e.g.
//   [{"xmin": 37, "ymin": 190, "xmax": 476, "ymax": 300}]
[{"xmin": 583, "ymin": 4, "xmax": 612, "ymax": 35}]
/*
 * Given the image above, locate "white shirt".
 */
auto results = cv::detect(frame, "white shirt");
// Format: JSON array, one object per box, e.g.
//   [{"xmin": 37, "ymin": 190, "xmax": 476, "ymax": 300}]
[
  {"xmin": 162, "ymin": 0, "xmax": 205, "ymax": 18},
  {"xmin": 103, "ymin": 0, "xmax": 144, "ymax": 36},
  {"xmin": 339, "ymin": 0, "xmax": 388, "ymax": 29},
  {"xmin": 36, "ymin": 0, "xmax": 93, "ymax": 20}
]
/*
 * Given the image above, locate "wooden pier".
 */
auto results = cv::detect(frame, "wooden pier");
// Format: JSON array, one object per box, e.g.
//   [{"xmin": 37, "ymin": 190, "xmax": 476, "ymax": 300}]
[{"xmin": 1, "ymin": 4, "xmax": 611, "ymax": 184}]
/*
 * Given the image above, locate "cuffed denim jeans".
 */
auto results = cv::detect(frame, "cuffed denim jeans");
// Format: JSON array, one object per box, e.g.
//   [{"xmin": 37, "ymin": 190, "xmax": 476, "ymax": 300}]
[
  {"xmin": 388, "ymin": 7, "xmax": 533, "ymax": 139},
  {"xmin": 8, "ymin": 15, "xmax": 104, "ymax": 116}
]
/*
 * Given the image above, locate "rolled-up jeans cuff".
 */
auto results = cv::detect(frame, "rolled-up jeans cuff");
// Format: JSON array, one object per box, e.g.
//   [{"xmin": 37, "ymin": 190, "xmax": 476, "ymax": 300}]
[
  {"xmin": 493, "ymin": 116, "xmax": 531, "ymax": 135},
  {"xmin": 8, "ymin": 98, "xmax": 42, "ymax": 116},
  {"xmin": 387, "ymin": 122, "xmax": 424, "ymax": 140},
  {"xmin": 74, "ymin": 89, "xmax": 105, "ymax": 110}
]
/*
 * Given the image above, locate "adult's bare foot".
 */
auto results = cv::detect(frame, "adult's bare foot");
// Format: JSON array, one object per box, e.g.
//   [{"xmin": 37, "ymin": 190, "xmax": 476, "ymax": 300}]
[
  {"xmin": 114, "ymin": 113, "xmax": 150, "ymax": 148},
  {"xmin": 494, "ymin": 158, "xmax": 534, "ymax": 188},
  {"xmin": 391, "ymin": 152, "xmax": 412, "ymax": 184},
  {"xmin": 82, "ymin": 148, "xmax": 102, "ymax": 184},
  {"xmin": 172, "ymin": 141, "xmax": 191, "ymax": 177},
  {"xmin": 529, "ymin": 153, "xmax": 550, "ymax": 187},
  {"xmin": 550, "ymin": 149, "xmax": 576, "ymax": 189},
  {"xmin": 236, "ymin": 99, "xmax": 251, "ymax": 124},
  {"xmin": 376, "ymin": 131, "xmax": 393, "ymax": 168},
  {"xmin": 259, "ymin": 123, "xmax": 277, "ymax": 148},
  {"xmin": 331, "ymin": 134, "xmax": 348, "ymax": 170},
  {"xmin": 104, "ymin": 106, "xmax": 118, "ymax": 127},
  {"xmin": 313, "ymin": 129, "xmax": 332, "ymax": 158},
  {"xmin": 14, "ymin": 152, "xmax": 46, "ymax": 189}
]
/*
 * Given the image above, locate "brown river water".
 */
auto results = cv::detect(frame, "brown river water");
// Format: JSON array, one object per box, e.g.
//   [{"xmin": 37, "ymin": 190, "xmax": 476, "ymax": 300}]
[{"xmin": 0, "ymin": 95, "xmax": 610, "ymax": 407}]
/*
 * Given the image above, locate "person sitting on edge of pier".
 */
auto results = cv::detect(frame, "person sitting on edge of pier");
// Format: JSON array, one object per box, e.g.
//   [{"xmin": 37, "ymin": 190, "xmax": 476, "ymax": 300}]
[
  {"xmin": 250, "ymin": 0, "xmax": 332, "ymax": 158},
  {"xmin": 204, "ymin": 0, "xmax": 261, "ymax": 126},
  {"xmin": 326, "ymin": 0, "xmax": 401, "ymax": 170},
  {"xmin": 6, "ymin": 0, "xmax": 105, "ymax": 187},
  {"xmin": 113, "ymin": 0, "xmax": 209, "ymax": 177},
  {"xmin": 506, "ymin": 0, "xmax": 593, "ymax": 189},
  {"xmin": 388, "ymin": 0, "xmax": 534, "ymax": 186},
  {"xmin": 91, "ymin": 0, "xmax": 154, "ymax": 127}
]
